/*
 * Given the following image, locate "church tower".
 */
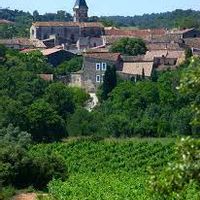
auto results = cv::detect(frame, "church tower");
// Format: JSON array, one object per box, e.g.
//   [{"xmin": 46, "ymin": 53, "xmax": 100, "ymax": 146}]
[{"xmin": 73, "ymin": 0, "xmax": 88, "ymax": 22}]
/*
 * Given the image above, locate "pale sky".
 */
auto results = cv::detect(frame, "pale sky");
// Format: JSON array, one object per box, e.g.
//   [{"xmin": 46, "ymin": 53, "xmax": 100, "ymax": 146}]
[{"xmin": 0, "ymin": 0, "xmax": 200, "ymax": 16}]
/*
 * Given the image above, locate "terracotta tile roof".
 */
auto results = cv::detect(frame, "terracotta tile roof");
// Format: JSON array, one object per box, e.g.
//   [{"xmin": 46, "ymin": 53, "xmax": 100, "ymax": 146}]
[
  {"xmin": 41, "ymin": 48, "xmax": 62, "ymax": 56},
  {"xmin": 144, "ymin": 50, "xmax": 168, "ymax": 61},
  {"xmin": 183, "ymin": 38, "xmax": 200, "ymax": 49},
  {"xmin": 147, "ymin": 42, "xmax": 183, "ymax": 51},
  {"xmin": 170, "ymin": 28, "xmax": 194, "ymax": 35},
  {"xmin": 0, "ymin": 19, "xmax": 14, "ymax": 24},
  {"xmin": 0, "ymin": 38, "xmax": 46, "ymax": 48},
  {"xmin": 122, "ymin": 61, "xmax": 154, "ymax": 77},
  {"xmin": 38, "ymin": 74, "xmax": 54, "ymax": 81},
  {"xmin": 144, "ymin": 50, "xmax": 185, "ymax": 60},
  {"xmin": 32, "ymin": 22, "xmax": 104, "ymax": 28},
  {"xmin": 21, "ymin": 49, "xmax": 38, "ymax": 53},
  {"xmin": 0, "ymin": 38, "xmax": 33, "ymax": 46},
  {"xmin": 31, "ymin": 39, "xmax": 47, "ymax": 48},
  {"xmin": 166, "ymin": 51, "xmax": 185, "ymax": 59},
  {"xmin": 84, "ymin": 52, "xmax": 121, "ymax": 61},
  {"xmin": 105, "ymin": 28, "xmax": 166, "ymax": 40},
  {"xmin": 122, "ymin": 55, "xmax": 145, "ymax": 62}
]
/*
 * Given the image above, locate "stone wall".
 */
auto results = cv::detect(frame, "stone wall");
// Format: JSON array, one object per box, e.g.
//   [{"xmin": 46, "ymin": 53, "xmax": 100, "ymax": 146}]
[
  {"xmin": 30, "ymin": 25, "xmax": 104, "ymax": 45},
  {"xmin": 82, "ymin": 57, "xmax": 122, "ymax": 92}
]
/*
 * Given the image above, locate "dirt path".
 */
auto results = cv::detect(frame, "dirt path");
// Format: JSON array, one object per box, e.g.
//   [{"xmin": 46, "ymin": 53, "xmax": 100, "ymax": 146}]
[{"xmin": 13, "ymin": 193, "xmax": 37, "ymax": 200}]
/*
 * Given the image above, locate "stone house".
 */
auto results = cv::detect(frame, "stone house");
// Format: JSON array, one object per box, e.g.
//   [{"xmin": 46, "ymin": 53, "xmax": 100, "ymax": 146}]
[
  {"xmin": 41, "ymin": 48, "xmax": 75, "ymax": 67},
  {"xmin": 82, "ymin": 52, "xmax": 123, "ymax": 92},
  {"xmin": 30, "ymin": 22, "xmax": 104, "ymax": 46},
  {"xmin": 0, "ymin": 38, "xmax": 46, "ymax": 50},
  {"xmin": 21, "ymin": 48, "xmax": 75, "ymax": 67},
  {"xmin": 168, "ymin": 28, "xmax": 200, "ymax": 41},
  {"xmin": 77, "ymin": 37, "xmax": 104, "ymax": 50},
  {"xmin": 144, "ymin": 50, "xmax": 185, "ymax": 70},
  {"xmin": 119, "ymin": 61, "xmax": 154, "ymax": 81}
]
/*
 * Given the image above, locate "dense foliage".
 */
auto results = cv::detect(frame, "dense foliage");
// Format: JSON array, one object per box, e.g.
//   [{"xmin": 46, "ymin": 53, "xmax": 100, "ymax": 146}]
[
  {"xmin": 28, "ymin": 138, "xmax": 175, "ymax": 199},
  {"xmin": 77, "ymin": 59, "xmax": 200, "ymax": 138},
  {"xmin": 110, "ymin": 37, "xmax": 147, "ymax": 56},
  {"xmin": 55, "ymin": 56, "xmax": 83, "ymax": 75},
  {"xmin": 150, "ymin": 137, "xmax": 200, "ymax": 199},
  {"xmin": 0, "ymin": 125, "xmax": 67, "ymax": 191},
  {"xmin": 102, "ymin": 9, "xmax": 200, "ymax": 29},
  {"xmin": 0, "ymin": 47, "xmax": 89, "ymax": 142}
]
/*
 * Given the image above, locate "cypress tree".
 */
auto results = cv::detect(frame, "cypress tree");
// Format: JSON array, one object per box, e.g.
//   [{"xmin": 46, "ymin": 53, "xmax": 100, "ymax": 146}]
[{"xmin": 102, "ymin": 65, "xmax": 117, "ymax": 100}]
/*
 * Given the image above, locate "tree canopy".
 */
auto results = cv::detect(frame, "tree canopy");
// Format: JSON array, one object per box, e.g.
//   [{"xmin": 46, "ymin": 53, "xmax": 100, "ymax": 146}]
[{"xmin": 110, "ymin": 37, "xmax": 147, "ymax": 56}]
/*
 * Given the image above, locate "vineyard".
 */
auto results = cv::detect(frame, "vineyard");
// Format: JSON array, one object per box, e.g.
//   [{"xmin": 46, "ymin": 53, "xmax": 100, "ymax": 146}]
[{"xmin": 29, "ymin": 138, "xmax": 175, "ymax": 199}]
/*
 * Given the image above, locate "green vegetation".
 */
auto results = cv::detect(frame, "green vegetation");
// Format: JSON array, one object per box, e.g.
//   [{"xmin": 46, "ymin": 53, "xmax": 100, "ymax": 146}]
[
  {"xmin": 0, "ymin": 124, "xmax": 67, "ymax": 191},
  {"xmin": 0, "ymin": 47, "xmax": 89, "ymax": 142},
  {"xmin": 110, "ymin": 37, "xmax": 147, "ymax": 56},
  {"xmin": 0, "ymin": 31, "xmax": 200, "ymax": 198},
  {"xmin": 100, "ymin": 65, "xmax": 117, "ymax": 100},
  {"xmin": 30, "ymin": 138, "xmax": 175, "ymax": 200},
  {"xmin": 1, "ymin": 8, "xmax": 200, "ymax": 39},
  {"xmin": 150, "ymin": 137, "xmax": 200, "ymax": 199},
  {"xmin": 0, "ymin": 8, "xmax": 72, "ymax": 39},
  {"xmin": 102, "ymin": 9, "xmax": 200, "ymax": 29},
  {"xmin": 55, "ymin": 56, "xmax": 83, "ymax": 75}
]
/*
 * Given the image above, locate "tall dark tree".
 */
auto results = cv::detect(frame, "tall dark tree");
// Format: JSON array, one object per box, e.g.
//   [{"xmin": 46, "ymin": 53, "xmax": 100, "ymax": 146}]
[
  {"xmin": 101, "ymin": 65, "xmax": 117, "ymax": 100},
  {"xmin": 33, "ymin": 10, "xmax": 40, "ymax": 22}
]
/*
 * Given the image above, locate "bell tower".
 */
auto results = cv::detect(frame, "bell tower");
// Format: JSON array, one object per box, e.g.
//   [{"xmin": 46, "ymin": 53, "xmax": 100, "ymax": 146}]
[{"xmin": 73, "ymin": 0, "xmax": 88, "ymax": 22}]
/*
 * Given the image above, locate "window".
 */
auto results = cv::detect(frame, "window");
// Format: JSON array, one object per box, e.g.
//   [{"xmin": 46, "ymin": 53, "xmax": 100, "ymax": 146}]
[
  {"xmin": 96, "ymin": 75, "xmax": 100, "ymax": 83},
  {"xmin": 96, "ymin": 63, "xmax": 101, "ymax": 70},
  {"xmin": 102, "ymin": 63, "xmax": 107, "ymax": 71}
]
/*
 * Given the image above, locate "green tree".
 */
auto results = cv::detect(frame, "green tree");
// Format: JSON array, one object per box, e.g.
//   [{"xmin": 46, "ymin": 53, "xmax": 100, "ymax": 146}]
[
  {"xmin": 27, "ymin": 99, "xmax": 67, "ymax": 142},
  {"xmin": 44, "ymin": 83, "xmax": 75, "ymax": 119},
  {"xmin": 68, "ymin": 108, "xmax": 95, "ymax": 136},
  {"xmin": 104, "ymin": 114, "xmax": 130, "ymax": 137},
  {"xmin": 110, "ymin": 37, "xmax": 147, "ymax": 56},
  {"xmin": 179, "ymin": 57, "xmax": 200, "ymax": 127},
  {"xmin": 56, "ymin": 56, "xmax": 83, "ymax": 75},
  {"xmin": 33, "ymin": 10, "xmax": 40, "ymax": 21},
  {"xmin": 69, "ymin": 87, "xmax": 90, "ymax": 107},
  {"xmin": 149, "ymin": 137, "xmax": 200, "ymax": 199},
  {"xmin": 101, "ymin": 65, "xmax": 117, "ymax": 100}
]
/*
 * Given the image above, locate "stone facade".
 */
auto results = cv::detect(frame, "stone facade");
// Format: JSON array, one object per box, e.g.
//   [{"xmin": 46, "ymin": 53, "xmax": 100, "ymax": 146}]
[
  {"xmin": 30, "ymin": 22, "xmax": 104, "ymax": 46},
  {"xmin": 73, "ymin": 0, "xmax": 88, "ymax": 22},
  {"xmin": 82, "ymin": 53, "xmax": 123, "ymax": 92}
]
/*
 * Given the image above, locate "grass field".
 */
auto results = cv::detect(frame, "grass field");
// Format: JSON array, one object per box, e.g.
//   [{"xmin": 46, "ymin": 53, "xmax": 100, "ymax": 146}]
[{"xmin": 30, "ymin": 138, "xmax": 175, "ymax": 200}]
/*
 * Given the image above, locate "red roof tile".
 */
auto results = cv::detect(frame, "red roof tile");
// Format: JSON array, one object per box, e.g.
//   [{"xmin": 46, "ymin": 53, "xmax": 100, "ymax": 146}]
[
  {"xmin": 122, "ymin": 61, "xmax": 153, "ymax": 77},
  {"xmin": 84, "ymin": 52, "xmax": 121, "ymax": 61},
  {"xmin": 105, "ymin": 28, "xmax": 166, "ymax": 40}
]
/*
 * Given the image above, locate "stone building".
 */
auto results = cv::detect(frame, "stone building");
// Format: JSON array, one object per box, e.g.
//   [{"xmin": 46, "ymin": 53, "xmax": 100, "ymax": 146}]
[
  {"xmin": 73, "ymin": 0, "xmax": 88, "ymax": 22},
  {"xmin": 30, "ymin": 22, "xmax": 104, "ymax": 45},
  {"xmin": 82, "ymin": 52, "xmax": 123, "ymax": 92},
  {"xmin": 30, "ymin": 0, "xmax": 105, "ymax": 48}
]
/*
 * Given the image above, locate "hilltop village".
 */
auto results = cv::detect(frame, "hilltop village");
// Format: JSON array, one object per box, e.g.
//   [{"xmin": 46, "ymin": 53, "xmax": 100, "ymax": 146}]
[
  {"xmin": 1, "ymin": 1, "xmax": 200, "ymax": 199},
  {"xmin": 1, "ymin": 0, "xmax": 200, "ymax": 93}
]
